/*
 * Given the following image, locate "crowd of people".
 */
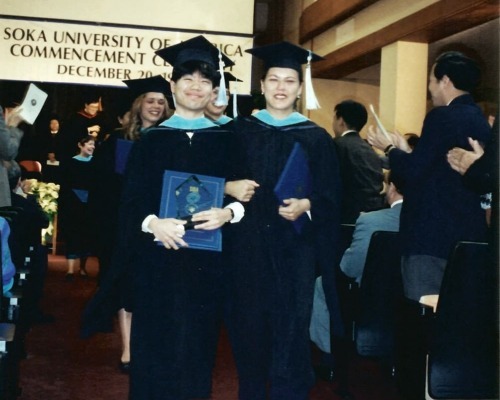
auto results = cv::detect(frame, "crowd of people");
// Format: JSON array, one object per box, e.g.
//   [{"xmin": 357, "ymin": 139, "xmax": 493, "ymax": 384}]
[{"xmin": 0, "ymin": 34, "xmax": 497, "ymax": 400}]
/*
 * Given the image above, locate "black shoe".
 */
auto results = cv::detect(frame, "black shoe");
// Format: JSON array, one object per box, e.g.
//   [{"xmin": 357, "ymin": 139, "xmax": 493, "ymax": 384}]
[
  {"xmin": 119, "ymin": 361, "xmax": 130, "ymax": 374},
  {"xmin": 79, "ymin": 269, "xmax": 89, "ymax": 279},
  {"xmin": 314, "ymin": 365, "xmax": 335, "ymax": 382},
  {"xmin": 32, "ymin": 312, "xmax": 55, "ymax": 325},
  {"xmin": 64, "ymin": 273, "xmax": 74, "ymax": 282}
]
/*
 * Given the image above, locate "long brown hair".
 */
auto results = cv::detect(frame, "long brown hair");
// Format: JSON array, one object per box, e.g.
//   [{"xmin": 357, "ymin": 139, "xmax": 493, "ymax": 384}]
[{"xmin": 123, "ymin": 93, "xmax": 171, "ymax": 141}]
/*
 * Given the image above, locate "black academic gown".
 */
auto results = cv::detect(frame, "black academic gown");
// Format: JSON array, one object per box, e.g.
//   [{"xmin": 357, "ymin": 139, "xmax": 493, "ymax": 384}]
[
  {"xmin": 120, "ymin": 122, "xmax": 244, "ymax": 400},
  {"xmin": 226, "ymin": 114, "xmax": 343, "ymax": 400},
  {"xmin": 58, "ymin": 156, "xmax": 96, "ymax": 257},
  {"xmin": 88, "ymin": 129, "xmax": 126, "ymax": 284}
]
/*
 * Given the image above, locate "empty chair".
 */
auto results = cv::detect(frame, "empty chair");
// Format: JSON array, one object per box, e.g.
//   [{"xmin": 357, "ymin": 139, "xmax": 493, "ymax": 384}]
[
  {"xmin": 427, "ymin": 240, "xmax": 498, "ymax": 399},
  {"xmin": 355, "ymin": 230, "xmax": 403, "ymax": 358},
  {"xmin": 336, "ymin": 223, "xmax": 358, "ymax": 342}
]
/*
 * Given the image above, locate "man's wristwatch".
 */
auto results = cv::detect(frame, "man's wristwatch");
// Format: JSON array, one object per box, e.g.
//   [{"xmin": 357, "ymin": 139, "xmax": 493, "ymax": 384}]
[
  {"xmin": 227, "ymin": 208, "xmax": 234, "ymax": 223},
  {"xmin": 384, "ymin": 144, "xmax": 396, "ymax": 156}
]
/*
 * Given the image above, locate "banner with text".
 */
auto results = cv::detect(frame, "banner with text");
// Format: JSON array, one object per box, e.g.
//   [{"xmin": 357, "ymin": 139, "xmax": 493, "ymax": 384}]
[{"xmin": 0, "ymin": 18, "xmax": 253, "ymax": 92}]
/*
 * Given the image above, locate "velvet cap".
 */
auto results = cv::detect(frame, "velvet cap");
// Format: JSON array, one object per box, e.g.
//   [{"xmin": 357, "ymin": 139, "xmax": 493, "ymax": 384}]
[
  {"xmin": 245, "ymin": 41, "xmax": 324, "ymax": 73},
  {"xmin": 155, "ymin": 35, "xmax": 234, "ymax": 69},
  {"xmin": 123, "ymin": 75, "xmax": 171, "ymax": 98}
]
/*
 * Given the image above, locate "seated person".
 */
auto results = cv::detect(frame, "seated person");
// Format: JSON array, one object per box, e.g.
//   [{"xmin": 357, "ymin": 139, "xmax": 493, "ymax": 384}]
[
  {"xmin": 0, "ymin": 216, "xmax": 16, "ymax": 294},
  {"xmin": 8, "ymin": 161, "xmax": 52, "ymax": 323},
  {"xmin": 340, "ymin": 172, "xmax": 404, "ymax": 283}
]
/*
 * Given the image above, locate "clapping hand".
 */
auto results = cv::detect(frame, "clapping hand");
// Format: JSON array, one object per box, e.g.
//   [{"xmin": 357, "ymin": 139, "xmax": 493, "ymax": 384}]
[
  {"xmin": 447, "ymin": 137, "xmax": 484, "ymax": 175},
  {"xmin": 225, "ymin": 179, "xmax": 260, "ymax": 202}
]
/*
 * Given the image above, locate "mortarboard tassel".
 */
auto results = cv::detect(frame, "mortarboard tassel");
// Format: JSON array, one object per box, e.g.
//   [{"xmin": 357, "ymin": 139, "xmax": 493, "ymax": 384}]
[
  {"xmin": 232, "ymin": 79, "xmax": 238, "ymax": 118},
  {"xmin": 214, "ymin": 50, "xmax": 228, "ymax": 106},
  {"xmin": 304, "ymin": 51, "xmax": 321, "ymax": 110}
]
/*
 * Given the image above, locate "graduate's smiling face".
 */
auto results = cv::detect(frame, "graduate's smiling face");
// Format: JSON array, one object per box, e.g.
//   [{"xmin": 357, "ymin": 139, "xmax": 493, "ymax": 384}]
[
  {"xmin": 171, "ymin": 71, "xmax": 213, "ymax": 117},
  {"xmin": 205, "ymin": 87, "xmax": 229, "ymax": 120},
  {"xmin": 261, "ymin": 67, "xmax": 302, "ymax": 117},
  {"xmin": 79, "ymin": 139, "xmax": 95, "ymax": 157},
  {"xmin": 140, "ymin": 92, "xmax": 167, "ymax": 128}
]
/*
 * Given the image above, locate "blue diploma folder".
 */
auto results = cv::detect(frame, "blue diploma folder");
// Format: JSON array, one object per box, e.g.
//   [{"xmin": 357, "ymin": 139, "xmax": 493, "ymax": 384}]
[
  {"xmin": 115, "ymin": 139, "xmax": 133, "ymax": 175},
  {"xmin": 158, "ymin": 170, "xmax": 225, "ymax": 252},
  {"xmin": 273, "ymin": 142, "xmax": 312, "ymax": 233},
  {"xmin": 72, "ymin": 189, "xmax": 89, "ymax": 203}
]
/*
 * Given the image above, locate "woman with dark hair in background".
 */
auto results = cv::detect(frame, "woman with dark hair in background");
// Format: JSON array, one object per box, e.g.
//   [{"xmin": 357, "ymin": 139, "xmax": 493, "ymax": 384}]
[{"xmin": 58, "ymin": 135, "xmax": 97, "ymax": 281}]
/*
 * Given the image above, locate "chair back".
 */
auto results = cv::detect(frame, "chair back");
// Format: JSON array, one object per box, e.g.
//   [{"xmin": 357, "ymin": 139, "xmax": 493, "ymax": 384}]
[
  {"xmin": 355, "ymin": 230, "xmax": 403, "ymax": 357},
  {"xmin": 336, "ymin": 223, "xmax": 359, "ymax": 342},
  {"xmin": 427, "ymin": 241, "xmax": 498, "ymax": 399},
  {"xmin": 19, "ymin": 160, "xmax": 42, "ymax": 180}
]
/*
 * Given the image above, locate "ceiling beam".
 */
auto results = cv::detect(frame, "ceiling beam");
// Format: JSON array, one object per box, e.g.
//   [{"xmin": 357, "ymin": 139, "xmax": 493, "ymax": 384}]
[
  {"xmin": 309, "ymin": 0, "xmax": 499, "ymax": 79},
  {"xmin": 299, "ymin": 0, "xmax": 378, "ymax": 44}
]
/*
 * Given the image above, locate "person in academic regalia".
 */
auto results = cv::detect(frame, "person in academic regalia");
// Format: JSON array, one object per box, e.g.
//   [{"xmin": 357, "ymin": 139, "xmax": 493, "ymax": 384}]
[
  {"xmin": 224, "ymin": 42, "xmax": 343, "ymax": 400},
  {"xmin": 58, "ymin": 135, "xmax": 97, "ymax": 280},
  {"xmin": 204, "ymin": 71, "xmax": 242, "ymax": 126},
  {"xmin": 39, "ymin": 115, "xmax": 62, "ymax": 183},
  {"xmin": 114, "ymin": 36, "xmax": 245, "ymax": 400},
  {"xmin": 84, "ymin": 75, "xmax": 172, "ymax": 374}
]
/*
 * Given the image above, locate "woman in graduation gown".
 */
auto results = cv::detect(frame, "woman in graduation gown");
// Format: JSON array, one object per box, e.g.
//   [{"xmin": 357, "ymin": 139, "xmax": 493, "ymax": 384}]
[
  {"xmin": 58, "ymin": 135, "xmax": 97, "ymax": 279},
  {"xmin": 118, "ymin": 36, "xmax": 245, "ymax": 400},
  {"xmin": 83, "ymin": 75, "xmax": 171, "ymax": 373},
  {"xmin": 225, "ymin": 42, "xmax": 343, "ymax": 400}
]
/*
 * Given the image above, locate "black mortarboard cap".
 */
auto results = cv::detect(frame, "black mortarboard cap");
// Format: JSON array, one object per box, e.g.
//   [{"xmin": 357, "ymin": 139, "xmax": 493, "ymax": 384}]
[
  {"xmin": 123, "ymin": 75, "xmax": 171, "ymax": 98},
  {"xmin": 246, "ymin": 41, "xmax": 324, "ymax": 110},
  {"xmin": 81, "ymin": 89, "xmax": 101, "ymax": 105},
  {"xmin": 114, "ymin": 92, "xmax": 133, "ymax": 117},
  {"xmin": 245, "ymin": 41, "xmax": 324, "ymax": 73},
  {"xmin": 155, "ymin": 35, "xmax": 234, "ymax": 69}
]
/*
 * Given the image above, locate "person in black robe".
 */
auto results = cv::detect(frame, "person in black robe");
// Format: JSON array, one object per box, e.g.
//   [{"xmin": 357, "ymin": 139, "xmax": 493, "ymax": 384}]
[
  {"xmin": 38, "ymin": 115, "xmax": 62, "ymax": 183},
  {"xmin": 85, "ymin": 76, "xmax": 171, "ymax": 373},
  {"xmin": 58, "ymin": 135, "xmax": 97, "ymax": 280},
  {"xmin": 115, "ymin": 36, "xmax": 245, "ymax": 399},
  {"xmin": 224, "ymin": 42, "xmax": 343, "ymax": 400}
]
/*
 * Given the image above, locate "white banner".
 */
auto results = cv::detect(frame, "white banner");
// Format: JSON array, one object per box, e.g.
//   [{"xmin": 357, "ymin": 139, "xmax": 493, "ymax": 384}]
[{"xmin": 0, "ymin": 18, "xmax": 253, "ymax": 92}]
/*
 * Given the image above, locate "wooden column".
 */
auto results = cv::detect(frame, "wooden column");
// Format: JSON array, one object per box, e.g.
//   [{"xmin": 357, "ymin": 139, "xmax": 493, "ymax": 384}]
[{"xmin": 379, "ymin": 41, "xmax": 428, "ymax": 135}]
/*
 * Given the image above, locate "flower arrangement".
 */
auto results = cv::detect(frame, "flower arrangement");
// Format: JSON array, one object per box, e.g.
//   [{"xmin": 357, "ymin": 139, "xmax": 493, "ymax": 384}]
[{"xmin": 27, "ymin": 179, "xmax": 60, "ymax": 237}]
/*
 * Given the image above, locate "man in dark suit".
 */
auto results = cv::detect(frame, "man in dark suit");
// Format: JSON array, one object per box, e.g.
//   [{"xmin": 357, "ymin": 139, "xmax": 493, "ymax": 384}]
[
  {"xmin": 368, "ymin": 51, "xmax": 491, "ymax": 301},
  {"xmin": 333, "ymin": 100, "xmax": 385, "ymax": 224}
]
